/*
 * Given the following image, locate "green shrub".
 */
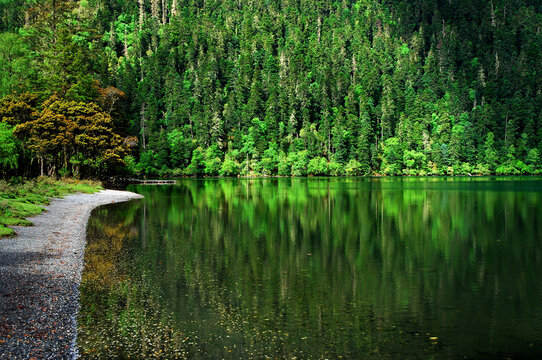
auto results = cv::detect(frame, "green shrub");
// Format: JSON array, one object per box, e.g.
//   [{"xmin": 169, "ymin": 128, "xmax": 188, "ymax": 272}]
[
  {"xmin": 329, "ymin": 160, "xmax": 345, "ymax": 176},
  {"xmin": 345, "ymin": 159, "xmax": 363, "ymax": 176},
  {"xmin": 204, "ymin": 157, "xmax": 222, "ymax": 176},
  {"xmin": 290, "ymin": 151, "xmax": 309, "ymax": 176},
  {"xmin": 515, "ymin": 160, "xmax": 531, "ymax": 174},
  {"xmin": 219, "ymin": 157, "xmax": 240, "ymax": 177},
  {"xmin": 277, "ymin": 151, "xmax": 291, "ymax": 176},
  {"xmin": 495, "ymin": 163, "xmax": 519, "ymax": 175},
  {"xmin": 308, "ymin": 157, "xmax": 329, "ymax": 176},
  {"xmin": 186, "ymin": 147, "xmax": 206, "ymax": 176},
  {"xmin": 260, "ymin": 144, "xmax": 280, "ymax": 175},
  {"xmin": 171, "ymin": 168, "xmax": 184, "ymax": 177},
  {"xmin": 473, "ymin": 164, "xmax": 491, "ymax": 175}
]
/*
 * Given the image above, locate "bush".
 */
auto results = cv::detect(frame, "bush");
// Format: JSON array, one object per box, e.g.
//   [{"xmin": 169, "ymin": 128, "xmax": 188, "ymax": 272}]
[
  {"xmin": 0, "ymin": 122, "xmax": 19, "ymax": 171},
  {"xmin": 277, "ymin": 151, "xmax": 291, "ymax": 176},
  {"xmin": 380, "ymin": 137, "xmax": 403, "ymax": 175},
  {"xmin": 171, "ymin": 168, "xmax": 184, "ymax": 177},
  {"xmin": 204, "ymin": 157, "xmax": 222, "ymax": 176},
  {"xmin": 260, "ymin": 144, "xmax": 279, "ymax": 175},
  {"xmin": 220, "ymin": 161, "xmax": 240, "ymax": 177},
  {"xmin": 473, "ymin": 163, "xmax": 490, "ymax": 175},
  {"xmin": 137, "ymin": 150, "xmax": 158, "ymax": 176},
  {"xmin": 329, "ymin": 160, "xmax": 345, "ymax": 176},
  {"xmin": 158, "ymin": 166, "xmax": 172, "ymax": 177},
  {"xmin": 308, "ymin": 157, "xmax": 329, "ymax": 176},
  {"xmin": 345, "ymin": 159, "xmax": 363, "ymax": 176},
  {"xmin": 219, "ymin": 155, "xmax": 240, "ymax": 176},
  {"xmin": 124, "ymin": 155, "xmax": 138, "ymax": 176},
  {"xmin": 290, "ymin": 151, "xmax": 309, "ymax": 176},
  {"xmin": 495, "ymin": 163, "xmax": 519, "ymax": 175},
  {"xmin": 403, "ymin": 150, "xmax": 427, "ymax": 175},
  {"xmin": 526, "ymin": 149, "xmax": 540, "ymax": 168},
  {"xmin": 185, "ymin": 147, "xmax": 206, "ymax": 176},
  {"xmin": 515, "ymin": 160, "xmax": 531, "ymax": 174}
]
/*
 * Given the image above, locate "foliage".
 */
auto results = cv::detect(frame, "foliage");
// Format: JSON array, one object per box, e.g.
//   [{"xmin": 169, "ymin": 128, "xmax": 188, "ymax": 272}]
[
  {"xmin": 0, "ymin": 32, "xmax": 30, "ymax": 96},
  {"xmin": 12, "ymin": 96, "xmax": 128, "ymax": 177},
  {"xmin": 381, "ymin": 138, "xmax": 403, "ymax": 176},
  {"xmin": 345, "ymin": 159, "xmax": 363, "ymax": 176},
  {"xmin": 2, "ymin": 0, "xmax": 542, "ymax": 178},
  {"xmin": 219, "ymin": 154, "xmax": 240, "ymax": 177},
  {"xmin": 308, "ymin": 157, "xmax": 330, "ymax": 176},
  {"xmin": 0, "ymin": 122, "xmax": 18, "ymax": 171},
  {"xmin": 259, "ymin": 144, "xmax": 279, "ymax": 175},
  {"xmin": 204, "ymin": 157, "xmax": 222, "ymax": 176},
  {"xmin": 403, "ymin": 150, "xmax": 427, "ymax": 176},
  {"xmin": 0, "ymin": 92, "xmax": 38, "ymax": 125},
  {"xmin": 185, "ymin": 147, "xmax": 206, "ymax": 176},
  {"xmin": 290, "ymin": 151, "xmax": 309, "ymax": 177}
]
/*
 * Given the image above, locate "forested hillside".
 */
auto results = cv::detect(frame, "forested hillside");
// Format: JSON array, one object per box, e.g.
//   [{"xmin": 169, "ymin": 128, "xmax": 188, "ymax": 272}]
[{"xmin": 1, "ymin": 0, "xmax": 541, "ymax": 177}]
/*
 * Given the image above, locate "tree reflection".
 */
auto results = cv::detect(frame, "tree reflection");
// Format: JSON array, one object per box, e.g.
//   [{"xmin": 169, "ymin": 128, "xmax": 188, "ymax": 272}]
[{"xmin": 79, "ymin": 178, "xmax": 542, "ymax": 359}]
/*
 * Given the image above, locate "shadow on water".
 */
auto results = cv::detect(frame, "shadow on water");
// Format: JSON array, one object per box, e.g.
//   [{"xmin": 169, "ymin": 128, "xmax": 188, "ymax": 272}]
[{"xmin": 78, "ymin": 177, "xmax": 542, "ymax": 359}]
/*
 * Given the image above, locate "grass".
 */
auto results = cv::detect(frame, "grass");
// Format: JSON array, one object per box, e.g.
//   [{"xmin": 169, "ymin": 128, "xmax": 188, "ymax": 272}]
[{"xmin": 0, "ymin": 177, "xmax": 103, "ymax": 238}]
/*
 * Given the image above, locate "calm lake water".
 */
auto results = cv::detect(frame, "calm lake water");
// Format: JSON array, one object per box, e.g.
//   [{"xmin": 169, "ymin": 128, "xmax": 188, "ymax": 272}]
[{"xmin": 78, "ymin": 177, "xmax": 542, "ymax": 359}]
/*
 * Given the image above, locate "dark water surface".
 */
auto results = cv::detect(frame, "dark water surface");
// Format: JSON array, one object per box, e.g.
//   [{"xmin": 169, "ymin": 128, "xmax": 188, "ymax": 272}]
[{"xmin": 78, "ymin": 177, "xmax": 542, "ymax": 359}]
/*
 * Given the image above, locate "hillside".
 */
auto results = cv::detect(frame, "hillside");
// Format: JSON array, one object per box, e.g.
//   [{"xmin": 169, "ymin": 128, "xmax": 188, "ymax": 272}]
[{"xmin": 1, "ymin": 0, "xmax": 541, "ymax": 177}]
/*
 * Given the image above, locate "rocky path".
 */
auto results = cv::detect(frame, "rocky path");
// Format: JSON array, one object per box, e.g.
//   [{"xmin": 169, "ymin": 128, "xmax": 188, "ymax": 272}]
[{"xmin": 0, "ymin": 190, "xmax": 143, "ymax": 359}]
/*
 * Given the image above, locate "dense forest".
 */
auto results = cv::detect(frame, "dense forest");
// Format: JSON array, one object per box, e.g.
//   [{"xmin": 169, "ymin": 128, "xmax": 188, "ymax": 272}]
[{"xmin": 0, "ymin": 0, "xmax": 541, "ymax": 178}]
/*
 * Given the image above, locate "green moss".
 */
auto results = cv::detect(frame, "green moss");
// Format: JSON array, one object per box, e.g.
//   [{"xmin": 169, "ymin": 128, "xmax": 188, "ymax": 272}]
[
  {"xmin": 0, "ymin": 216, "xmax": 34, "ymax": 226},
  {"xmin": 0, "ymin": 177, "xmax": 103, "ymax": 238},
  {"xmin": 65, "ymin": 183, "xmax": 102, "ymax": 194},
  {"xmin": 0, "ymin": 225, "xmax": 15, "ymax": 237},
  {"xmin": 8, "ymin": 201, "xmax": 45, "ymax": 217}
]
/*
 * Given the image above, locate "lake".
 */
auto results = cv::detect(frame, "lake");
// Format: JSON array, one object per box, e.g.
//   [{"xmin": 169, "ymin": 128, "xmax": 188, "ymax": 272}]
[{"xmin": 78, "ymin": 177, "xmax": 542, "ymax": 359}]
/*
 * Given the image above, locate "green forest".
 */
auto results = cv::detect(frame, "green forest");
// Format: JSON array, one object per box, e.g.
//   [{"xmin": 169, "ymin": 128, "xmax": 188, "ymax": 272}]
[{"xmin": 1, "ymin": 0, "xmax": 541, "ymax": 178}]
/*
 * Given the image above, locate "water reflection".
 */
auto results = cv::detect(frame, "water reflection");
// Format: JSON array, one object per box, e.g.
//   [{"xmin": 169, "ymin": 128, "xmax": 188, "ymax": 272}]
[{"xmin": 79, "ymin": 177, "xmax": 542, "ymax": 359}]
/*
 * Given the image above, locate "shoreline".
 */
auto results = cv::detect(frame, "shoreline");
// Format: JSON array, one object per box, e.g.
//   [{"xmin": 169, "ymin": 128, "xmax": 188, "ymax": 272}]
[{"xmin": 0, "ymin": 189, "xmax": 144, "ymax": 359}]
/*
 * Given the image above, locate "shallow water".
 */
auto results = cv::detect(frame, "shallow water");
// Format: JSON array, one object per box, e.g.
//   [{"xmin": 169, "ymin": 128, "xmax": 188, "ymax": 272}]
[{"xmin": 78, "ymin": 177, "xmax": 542, "ymax": 359}]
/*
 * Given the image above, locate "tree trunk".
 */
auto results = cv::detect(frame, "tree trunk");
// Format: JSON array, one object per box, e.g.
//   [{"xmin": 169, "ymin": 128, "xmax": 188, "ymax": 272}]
[
  {"xmin": 162, "ymin": 0, "xmax": 167, "ymax": 24},
  {"xmin": 63, "ymin": 146, "xmax": 68, "ymax": 174},
  {"xmin": 141, "ymin": 103, "xmax": 146, "ymax": 149},
  {"xmin": 138, "ymin": 0, "xmax": 144, "ymax": 31}
]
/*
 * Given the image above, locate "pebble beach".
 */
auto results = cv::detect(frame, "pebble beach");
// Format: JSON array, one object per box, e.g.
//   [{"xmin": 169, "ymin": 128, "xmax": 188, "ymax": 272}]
[{"xmin": 0, "ymin": 190, "xmax": 143, "ymax": 359}]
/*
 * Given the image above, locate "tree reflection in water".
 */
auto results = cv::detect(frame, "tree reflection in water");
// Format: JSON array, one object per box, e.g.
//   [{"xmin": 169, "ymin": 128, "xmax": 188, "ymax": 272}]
[{"xmin": 79, "ymin": 177, "xmax": 542, "ymax": 359}]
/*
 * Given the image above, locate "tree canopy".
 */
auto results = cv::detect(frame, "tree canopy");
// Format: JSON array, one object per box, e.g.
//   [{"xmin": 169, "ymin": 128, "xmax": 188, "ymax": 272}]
[{"xmin": 1, "ymin": 0, "xmax": 541, "ymax": 178}]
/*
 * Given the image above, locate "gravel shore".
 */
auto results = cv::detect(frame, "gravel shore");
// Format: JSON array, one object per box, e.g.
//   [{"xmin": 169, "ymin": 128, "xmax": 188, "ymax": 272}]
[{"xmin": 0, "ymin": 190, "xmax": 143, "ymax": 359}]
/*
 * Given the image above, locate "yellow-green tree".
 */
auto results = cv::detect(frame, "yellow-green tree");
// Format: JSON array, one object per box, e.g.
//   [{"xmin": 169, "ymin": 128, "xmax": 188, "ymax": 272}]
[
  {"xmin": 0, "ymin": 92, "xmax": 38, "ymax": 125},
  {"xmin": 41, "ymin": 97, "xmax": 128, "ymax": 176},
  {"xmin": 14, "ymin": 107, "xmax": 76, "ymax": 176},
  {"xmin": 11, "ymin": 95, "xmax": 128, "ymax": 177}
]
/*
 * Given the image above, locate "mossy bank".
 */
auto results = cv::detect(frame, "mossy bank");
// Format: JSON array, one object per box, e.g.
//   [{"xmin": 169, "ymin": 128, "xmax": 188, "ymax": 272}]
[{"xmin": 0, "ymin": 177, "xmax": 103, "ymax": 238}]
